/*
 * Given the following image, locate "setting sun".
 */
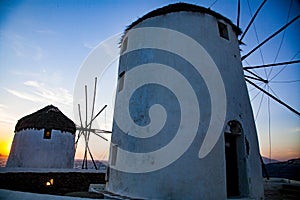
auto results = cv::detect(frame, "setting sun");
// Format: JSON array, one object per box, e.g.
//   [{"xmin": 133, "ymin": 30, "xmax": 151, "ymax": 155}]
[
  {"xmin": 0, "ymin": 141, "xmax": 11, "ymax": 156},
  {"xmin": 7, "ymin": 143, "xmax": 11, "ymax": 154}
]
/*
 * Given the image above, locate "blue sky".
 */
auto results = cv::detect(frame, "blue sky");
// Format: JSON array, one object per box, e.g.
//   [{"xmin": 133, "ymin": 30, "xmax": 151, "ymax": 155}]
[{"xmin": 0, "ymin": 0, "xmax": 299, "ymax": 161}]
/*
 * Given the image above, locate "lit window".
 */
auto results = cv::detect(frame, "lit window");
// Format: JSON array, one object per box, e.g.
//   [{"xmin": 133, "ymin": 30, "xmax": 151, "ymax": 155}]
[
  {"xmin": 218, "ymin": 21, "xmax": 229, "ymax": 40},
  {"xmin": 44, "ymin": 129, "xmax": 52, "ymax": 139},
  {"xmin": 46, "ymin": 178, "xmax": 54, "ymax": 186}
]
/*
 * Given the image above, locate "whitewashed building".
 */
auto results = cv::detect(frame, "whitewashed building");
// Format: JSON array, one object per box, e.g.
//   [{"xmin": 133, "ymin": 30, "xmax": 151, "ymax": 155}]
[
  {"xmin": 6, "ymin": 105, "xmax": 76, "ymax": 168},
  {"xmin": 106, "ymin": 3, "xmax": 264, "ymax": 199}
]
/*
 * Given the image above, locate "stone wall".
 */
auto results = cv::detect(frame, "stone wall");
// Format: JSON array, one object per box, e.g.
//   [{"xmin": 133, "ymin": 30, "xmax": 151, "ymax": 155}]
[{"xmin": 0, "ymin": 172, "xmax": 105, "ymax": 195}]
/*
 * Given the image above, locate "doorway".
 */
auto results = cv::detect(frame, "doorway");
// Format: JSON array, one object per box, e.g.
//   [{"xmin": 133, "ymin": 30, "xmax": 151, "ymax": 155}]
[
  {"xmin": 225, "ymin": 133, "xmax": 240, "ymax": 197},
  {"xmin": 225, "ymin": 120, "xmax": 248, "ymax": 197}
]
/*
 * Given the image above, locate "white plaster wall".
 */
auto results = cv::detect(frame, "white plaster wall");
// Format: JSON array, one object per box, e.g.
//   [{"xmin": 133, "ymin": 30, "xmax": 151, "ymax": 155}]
[
  {"xmin": 107, "ymin": 11, "xmax": 263, "ymax": 199},
  {"xmin": 6, "ymin": 129, "xmax": 75, "ymax": 168}
]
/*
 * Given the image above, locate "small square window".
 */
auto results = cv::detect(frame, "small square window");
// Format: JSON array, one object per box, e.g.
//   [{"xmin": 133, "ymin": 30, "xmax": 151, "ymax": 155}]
[
  {"xmin": 44, "ymin": 129, "xmax": 52, "ymax": 139},
  {"xmin": 218, "ymin": 21, "xmax": 229, "ymax": 40}
]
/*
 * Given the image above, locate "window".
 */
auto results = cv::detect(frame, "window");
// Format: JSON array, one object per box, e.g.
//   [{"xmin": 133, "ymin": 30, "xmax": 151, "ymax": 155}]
[
  {"xmin": 111, "ymin": 144, "xmax": 118, "ymax": 166},
  {"xmin": 218, "ymin": 21, "xmax": 229, "ymax": 40},
  {"xmin": 44, "ymin": 129, "xmax": 52, "ymax": 139},
  {"xmin": 118, "ymin": 71, "xmax": 125, "ymax": 92},
  {"xmin": 121, "ymin": 37, "xmax": 128, "ymax": 53},
  {"xmin": 45, "ymin": 178, "xmax": 54, "ymax": 186}
]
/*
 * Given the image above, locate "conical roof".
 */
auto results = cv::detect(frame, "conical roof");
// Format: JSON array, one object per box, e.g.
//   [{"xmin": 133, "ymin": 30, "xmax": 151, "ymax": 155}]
[
  {"xmin": 124, "ymin": 3, "xmax": 241, "ymax": 37},
  {"xmin": 15, "ymin": 105, "xmax": 76, "ymax": 134}
]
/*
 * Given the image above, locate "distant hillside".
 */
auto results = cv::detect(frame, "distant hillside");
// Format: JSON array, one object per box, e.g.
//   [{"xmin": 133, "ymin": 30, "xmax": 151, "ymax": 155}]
[
  {"xmin": 262, "ymin": 156, "xmax": 279, "ymax": 164},
  {"xmin": 74, "ymin": 159, "xmax": 107, "ymax": 170},
  {"xmin": 264, "ymin": 158, "xmax": 300, "ymax": 181}
]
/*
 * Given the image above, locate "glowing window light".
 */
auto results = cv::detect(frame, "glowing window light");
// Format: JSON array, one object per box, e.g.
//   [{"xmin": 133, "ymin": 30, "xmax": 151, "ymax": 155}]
[
  {"xmin": 44, "ymin": 129, "xmax": 52, "ymax": 139},
  {"xmin": 46, "ymin": 178, "xmax": 54, "ymax": 186}
]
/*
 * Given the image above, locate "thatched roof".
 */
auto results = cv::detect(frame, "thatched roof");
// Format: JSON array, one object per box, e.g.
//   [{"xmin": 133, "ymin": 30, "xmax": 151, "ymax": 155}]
[
  {"xmin": 15, "ymin": 105, "xmax": 76, "ymax": 134},
  {"xmin": 123, "ymin": 2, "xmax": 241, "ymax": 41}
]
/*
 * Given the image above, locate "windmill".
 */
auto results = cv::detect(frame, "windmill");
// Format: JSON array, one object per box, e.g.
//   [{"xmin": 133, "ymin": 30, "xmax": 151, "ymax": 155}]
[
  {"xmin": 74, "ymin": 77, "xmax": 112, "ymax": 169},
  {"xmin": 71, "ymin": 0, "xmax": 299, "ymax": 172},
  {"xmin": 105, "ymin": 2, "xmax": 299, "ymax": 199}
]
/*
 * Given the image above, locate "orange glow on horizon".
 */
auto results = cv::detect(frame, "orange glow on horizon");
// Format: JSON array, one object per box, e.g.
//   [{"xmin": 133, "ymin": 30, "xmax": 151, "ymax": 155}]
[
  {"xmin": 0, "ymin": 141, "xmax": 12, "ymax": 156},
  {"xmin": 261, "ymin": 149, "xmax": 300, "ymax": 162}
]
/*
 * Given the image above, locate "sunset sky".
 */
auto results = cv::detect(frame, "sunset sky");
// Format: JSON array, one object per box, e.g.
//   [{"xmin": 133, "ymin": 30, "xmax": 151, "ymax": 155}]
[{"xmin": 0, "ymin": 0, "xmax": 299, "ymax": 161}]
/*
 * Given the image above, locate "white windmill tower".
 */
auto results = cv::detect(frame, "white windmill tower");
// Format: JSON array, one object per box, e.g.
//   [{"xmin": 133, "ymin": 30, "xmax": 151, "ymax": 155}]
[
  {"xmin": 106, "ymin": 3, "xmax": 265, "ymax": 199},
  {"xmin": 6, "ymin": 105, "xmax": 76, "ymax": 169}
]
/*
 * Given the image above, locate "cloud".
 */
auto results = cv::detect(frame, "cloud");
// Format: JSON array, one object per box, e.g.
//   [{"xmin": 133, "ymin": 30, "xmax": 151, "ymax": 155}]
[
  {"xmin": 0, "ymin": 105, "xmax": 16, "ymax": 125},
  {"xmin": 10, "ymin": 68, "xmax": 60, "ymax": 83},
  {"xmin": 32, "ymin": 46, "xmax": 43, "ymax": 61},
  {"xmin": 24, "ymin": 80, "xmax": 39, "ymax": 87},
  {"xmin": 35, "ymin": 29, "xmax": 57, "ymax": 35},
  {"xmin": 2, "ymin": 31, "xmax": 43, "ymax": 61},
  {"xmin": 0, "ymin": 116, "xmax": 15, "ymax": 125},
  {"xmin": 292, "ymin": 127, "xmax": 300, "ymax": 133},
  {"xmin": 1, "ymin": 80, "xmax": 73, "ymax": 128},
  {"xmin": 83, "ymin": 41, "xmax": 97, "ymax": 49},
  {"xmin": 5, "ymin": 81, "xmax": 73, "ymax": 107},
  {"xmin": 5, "ymin": 88, "xmax": 42, "ymax": 102},
  {"xmin": 10, "ymin": 70, "xmax": 41, "ymax": 77},
  {"xmin": 0, "ymin": 104, "xmax": 7, "ymax": 109}
]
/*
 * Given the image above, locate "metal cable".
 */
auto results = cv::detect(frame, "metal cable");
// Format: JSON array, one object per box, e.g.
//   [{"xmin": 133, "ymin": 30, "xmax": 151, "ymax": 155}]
[
  {"xmin": 270, "ymin": 50, "xmax": 300, "ymax": 81},
  {"xmin": 208, "ymin": 0, "xmax": 218, "ymax": 9},
  {"xmin": 268, "ymin": 0, "xmax": 293, "ymax": 78}
]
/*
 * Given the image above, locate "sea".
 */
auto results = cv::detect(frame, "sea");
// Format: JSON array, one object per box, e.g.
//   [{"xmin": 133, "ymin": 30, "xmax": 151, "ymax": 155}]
[
  {"xmin": 73, "ymin": 159, "xmax": 107, "ymax": 170},
  {"xmin": 0, "ymin": 155, "xmax": 7, "ymax": 167},
  {"xmin": 0, "ymin": 155, "xmax": 107, "ymax": 170}
]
